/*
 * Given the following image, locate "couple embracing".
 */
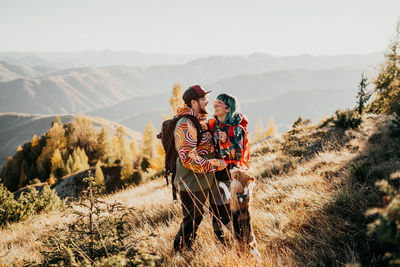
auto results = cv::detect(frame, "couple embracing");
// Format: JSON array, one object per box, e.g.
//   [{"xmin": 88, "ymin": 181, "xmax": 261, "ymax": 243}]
[{"xmin": 170, "ymin": 85, "xmax": 258, "ymax": 256}]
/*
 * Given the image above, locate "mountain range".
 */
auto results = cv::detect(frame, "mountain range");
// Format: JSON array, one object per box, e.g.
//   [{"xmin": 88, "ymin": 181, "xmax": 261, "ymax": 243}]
[
  {"xmin": 86, "ymin": 67, "xmax": 371, "ymax": 132},
  {"xmin": 0, "ymin": 51, "xmax": 383, "ymax": 164},
  {"xmin": 0, "ymin": 52, "xmax": 381, "ymax": 124}
]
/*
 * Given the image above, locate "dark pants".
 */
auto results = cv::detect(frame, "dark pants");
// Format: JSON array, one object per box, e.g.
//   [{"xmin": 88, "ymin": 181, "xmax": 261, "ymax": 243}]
[
  {"xmin": 209, "ymin": 165, "xmax": 235, "ymax": 243},
  {"xmin": 209, "ymin": 202, "xmax": 231, "ymax": 243},
  {"xmin": 173, "ymin": 189, "xmax": 210, "ymax": 251}
]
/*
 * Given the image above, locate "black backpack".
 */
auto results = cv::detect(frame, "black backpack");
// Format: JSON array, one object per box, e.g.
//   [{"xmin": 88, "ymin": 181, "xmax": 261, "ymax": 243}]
[{"xmin": 156, "ymin": 115, "xmax": 203, "ymax": 200}]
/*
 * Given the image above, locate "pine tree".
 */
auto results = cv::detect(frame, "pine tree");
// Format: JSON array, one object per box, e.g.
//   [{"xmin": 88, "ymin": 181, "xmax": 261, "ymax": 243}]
[
  {"xmin": 94, "ymin": 162, "xmax": 105, "ymax": 186},
  {"xmin": 71, "ymin": 149, "xmax": 83, "ymax": 173},
  {"xmin": 111, "ymin": 135, "xmax": 119, "ymax": 163},
  {"xmin": 52, "ymin": 116, "xmax": 63, "ymax": 127},
  {"xmin": 121, "ymin": 161, "xmax": 134, "ymax": 181},
  {"xmin": 18, "ymin": 160, "xmax": 28, "ymax": 188},
  {"xmin": 96, "ymin": 126, "xmax": 110, "ymax": 163},
  {"xmin": 265, "ymin": 116, "xmax": 278, "ymax": 138},
  {"xmin": 71, "ymin": 147, "xmax": 89, "ymax": 173},
  {"xmin": 112, "ymin": 126, "xmax": 127, "ymax": 163},
  {"xmin": 31, "ymin": 134, "xmax": 39, "ymax": 147},
  {"xmin": 253, "ymin": 119, "xmax": 264, "ymax": 143},
  {"xmin": 73, "ymin": 117, "xmax": 97, "ymax": 164},
  {"xmin": 357, "ymin": 72, "xmax": 371, "ymax": 115},
  {"xmin": 30, "ymin": 134, "xmax": 41, "ymax": 168},
  {"xmin": 170, "ymin": 82, "xmax": 184, "ymax": 114},
  {"xmin": 66, "ymin": 154, "xmax": 73, "ymax": 174},
  {"xmin": 130, "ymin": 140, "xmax": 138, "ymax": 163},
  {"xmin": 3, "ymin": 157, "xmax": 17, "ymax": 191},
  {"xmin": 371, "ymin": 20, "xmax": 400, "ymax": 116},
  {"xmin": 51, "ymin": 149, "xmax": 65, "ymax": 179},
  {"xmin": 150, "ymin": 140, "xmax": 165, "ymax": 171},
  {"xmin": 36, "ymin": 121, "xmax": 66, "ymax": 179},
  {"xmin": 13, "ymin": 147, "xmax": 24, "ymax": 189},
  {"xmin": 78, "ymin": 148, "xmax": 90, "ymax": 170},
  {"xmin": 142, "ymin": 121, "xmax": 156, "ymax": 158}
]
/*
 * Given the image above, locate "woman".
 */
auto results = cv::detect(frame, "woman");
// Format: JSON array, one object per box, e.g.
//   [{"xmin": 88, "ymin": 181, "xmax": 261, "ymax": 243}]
[{"xmin": 208, "ymin": 93, "xmax": 249, "ymax": 244}]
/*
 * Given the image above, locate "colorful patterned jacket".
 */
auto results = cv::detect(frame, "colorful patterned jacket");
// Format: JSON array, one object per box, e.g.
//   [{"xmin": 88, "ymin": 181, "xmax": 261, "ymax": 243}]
[
  {"xmin": 174, "ymin": 106, "xmax": 226, "ymax": 191},
  {"xmin": 208, "ymin": 113, "xmax": 249, "ymax": 168}
]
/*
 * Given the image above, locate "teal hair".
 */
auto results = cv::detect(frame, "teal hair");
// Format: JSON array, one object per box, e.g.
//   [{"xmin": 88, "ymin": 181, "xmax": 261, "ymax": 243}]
[{"xmin": 216, "ymin": 93, "xmax": 238, "ymax": 124}]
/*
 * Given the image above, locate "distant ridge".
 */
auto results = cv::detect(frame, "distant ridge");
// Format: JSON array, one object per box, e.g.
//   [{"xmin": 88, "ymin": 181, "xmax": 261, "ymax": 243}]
[
  {"xmin": 0, "ymin": 52, "xmax": 383, "ymax": 132},
  {"xmin": 87, "ymin": 67, "xmax": 370, "ymax": 132}
]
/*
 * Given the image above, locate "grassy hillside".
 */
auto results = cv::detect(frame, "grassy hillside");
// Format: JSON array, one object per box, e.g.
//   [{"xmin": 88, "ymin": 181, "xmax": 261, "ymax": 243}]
[
  {"xmin": 0, "ymin": 61, "xmax": 43, "ymax": 82},
  {"xmin": 1, "ymin": 112, "xmax": 399, "ymax": 266}
]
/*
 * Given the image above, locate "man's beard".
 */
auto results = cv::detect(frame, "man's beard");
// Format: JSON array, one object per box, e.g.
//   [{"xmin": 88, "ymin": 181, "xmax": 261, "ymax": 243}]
[{"xmin": 198, "ymin": 106, "xmax": 208, "ymax": 115}]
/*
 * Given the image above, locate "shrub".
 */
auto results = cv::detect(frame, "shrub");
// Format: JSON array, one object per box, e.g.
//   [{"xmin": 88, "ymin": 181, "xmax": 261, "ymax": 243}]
[
  {"xmin": 370, "ymin": 21, "xmax": 400, "ymax": 118},
  {"xmin": 366, "ymin": 176, "xmax": 400, "ymax": 266},
  {"xmin": 292, "ymin": 116, "xmax": 311, "ymax": 129},
  {"xmin": 40, "ymin": 176, "xmax": 161, "ymax": 266},
  {"xmin": 281, "ymin": 128, "xmax": 330, "ymax": 159},
  {"xmin": 351, "ymin": 162, "xmax": 371, "ymax": 183},
  {"xmin": 0, "ymin": 183, "xmax": 62, "ymax": 226},
  {"xmin": 140, "ymin": 156, "xmax": 151, "ymax": 172},
  {"xmin": 333, "ymin": 109, "xmax": 362, "ymax": 130},
  {"xmin": 389, "ymin": 116, "xmax": 400, "ymax": 138}
]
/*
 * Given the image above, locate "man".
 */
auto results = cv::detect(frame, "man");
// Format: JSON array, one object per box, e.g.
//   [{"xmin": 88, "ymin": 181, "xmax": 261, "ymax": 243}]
[{"xmin": 173, "ymin": 85, "xmax": 227, "ymax": 252}]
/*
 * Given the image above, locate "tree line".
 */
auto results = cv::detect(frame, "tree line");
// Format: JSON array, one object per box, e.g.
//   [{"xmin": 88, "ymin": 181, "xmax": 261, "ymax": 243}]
[{"xmin": 1, "ymin": 116, "xmax": 164, "ymax": 192}]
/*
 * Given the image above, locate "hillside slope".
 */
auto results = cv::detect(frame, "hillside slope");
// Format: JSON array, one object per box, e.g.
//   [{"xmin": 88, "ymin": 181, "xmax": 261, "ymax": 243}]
[{"xmin": 0, "ymin": 113, "xmax": 398, "ymax": 266}]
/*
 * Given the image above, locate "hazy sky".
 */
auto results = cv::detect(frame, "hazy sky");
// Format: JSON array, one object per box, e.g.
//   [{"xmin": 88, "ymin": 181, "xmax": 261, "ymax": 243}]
[{"xmin": 1, "ymin": 0, "xmax": 399, "ymax": 56}]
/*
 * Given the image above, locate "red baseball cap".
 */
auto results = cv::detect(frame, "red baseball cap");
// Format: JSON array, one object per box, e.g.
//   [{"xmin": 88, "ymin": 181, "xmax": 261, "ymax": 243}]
[{"xmin": 182, "ymin": 85, "xmax": 211, "ymax": 105}]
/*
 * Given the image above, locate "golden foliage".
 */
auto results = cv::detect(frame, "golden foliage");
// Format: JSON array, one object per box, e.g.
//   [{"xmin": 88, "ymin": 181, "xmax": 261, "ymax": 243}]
[
  {"xmin": 111, "ymin": 126, "xmax": 127, "ymax": 162},
  {"xmin": 142, "ymin": 121, "xmax": 156, "ymax": 158},
  {"xmin": 169, "ymin": 82, "xmax": 184, "ymax": 114},
  {"xmin": 129, "ymin": 140, "xmax": 138, "ymax": 162},
  {"xmin": 47, "ymin": 177, "xmax": 56, "ymax": 185},
  {"xmin": 31, "ymin": 134, "xmax": 39, "ymax": 147},
  {"xmin": 371, "ymin": 21, "xmax": 400, "ymax": 116},
  {"xmin": 265, "ymin": 116, "xmax": 278, "ymax": 137},
  {"xmin": 253, "ymin": 119, "xmax": 264, "ymax": 143},
  {"xmin": 150, "ymin": 140, "xmax": 165, "ymax": 171},
  {"xmin": 50, "ymin": 149, "xmax": 64, "ymax": 178}
]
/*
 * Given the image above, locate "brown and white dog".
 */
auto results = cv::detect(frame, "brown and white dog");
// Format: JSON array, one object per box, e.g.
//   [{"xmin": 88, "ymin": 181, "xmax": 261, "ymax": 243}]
[{"xmin": 218, "ymin": 168, "xmax": 260, "ymax": 259}]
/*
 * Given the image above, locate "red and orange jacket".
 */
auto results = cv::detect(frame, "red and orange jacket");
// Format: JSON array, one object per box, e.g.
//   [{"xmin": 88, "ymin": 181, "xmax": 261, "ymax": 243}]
[{"xmin": 208, "ymin": 113, "xmax": 250, "ymax": 169}]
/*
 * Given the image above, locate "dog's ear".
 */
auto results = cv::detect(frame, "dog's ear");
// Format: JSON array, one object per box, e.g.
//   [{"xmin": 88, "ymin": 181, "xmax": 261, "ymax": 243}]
[
  {"xmin": 230, "ymin": 167, "xmax": 240, "ymax": 179},
  {"xmin": 248, "ymin": 175, "xmax": 255, "ymax": 183}
]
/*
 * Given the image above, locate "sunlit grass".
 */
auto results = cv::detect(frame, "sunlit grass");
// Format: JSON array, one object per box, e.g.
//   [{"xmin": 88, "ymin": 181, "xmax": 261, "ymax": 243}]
[{"xmin": 1, "ymin": 114, "xmax": 398, "ymax": 266}]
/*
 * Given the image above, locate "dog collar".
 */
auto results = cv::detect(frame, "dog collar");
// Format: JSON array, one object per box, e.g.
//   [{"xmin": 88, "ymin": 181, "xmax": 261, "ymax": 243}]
[{"xmin": 236, "ymin": 192, "xmax": 248, "ymax": 202}]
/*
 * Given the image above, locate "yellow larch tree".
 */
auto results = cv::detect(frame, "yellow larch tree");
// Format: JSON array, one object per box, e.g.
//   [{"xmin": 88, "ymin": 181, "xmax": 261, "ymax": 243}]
[
  {"xmin": 265, "ymin": 116, "xmax": 278, "ymax": 138},
  {"xmin": 142, "ymin": 121, "xmax": 156, "ymax": 158},
  {"xmin": 253, "ymin": 119, "xmax": 264, "ymax": 143},
  {"xmin": 170, "ymin": 82, "xmax": 184, "ymax": 114}
]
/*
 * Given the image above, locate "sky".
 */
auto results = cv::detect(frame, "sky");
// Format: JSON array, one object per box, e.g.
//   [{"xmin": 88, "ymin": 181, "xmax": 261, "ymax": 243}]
[{"xmin": 0, "ymin": 0, "xmax": 399, "ymax": 56}]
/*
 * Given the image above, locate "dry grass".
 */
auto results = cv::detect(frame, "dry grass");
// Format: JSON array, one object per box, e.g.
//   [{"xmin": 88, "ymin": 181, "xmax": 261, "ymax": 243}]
[{"xmin": 1, "ymin": 114, "xmax": 398, "ymax": 266}]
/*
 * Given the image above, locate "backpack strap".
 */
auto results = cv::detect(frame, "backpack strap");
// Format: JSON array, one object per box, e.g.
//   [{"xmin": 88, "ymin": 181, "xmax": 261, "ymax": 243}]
[
  {"xmin": 228, "ymin": 123, "xmax": 250, "ymax": 169},
  {"xmin": 240, "ymin": 123, "xmax": 250, "ymax": 169},
  {"xmin": 228, "ymin": 125, "xmax": 235, "ymax": 138},
  {"xmin": 170, "ymin": 114, "xmax": 203, "ymax": 201},
  {"xmin": 178, "ymin": 114, "xmax": 203, "ymax": 146},
  {"xmin": 208, "ymin": 118, "xmax": 216, "ymax": 137}
]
